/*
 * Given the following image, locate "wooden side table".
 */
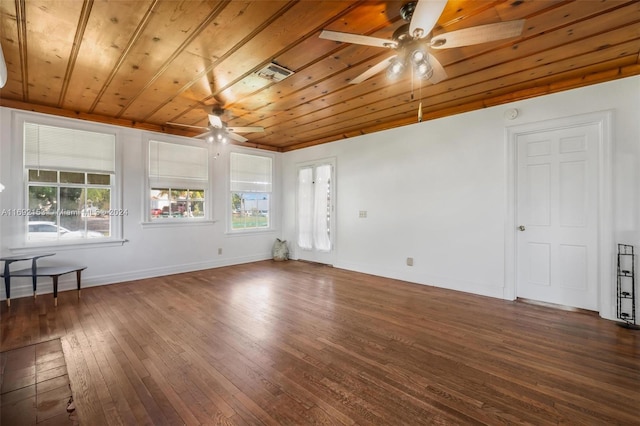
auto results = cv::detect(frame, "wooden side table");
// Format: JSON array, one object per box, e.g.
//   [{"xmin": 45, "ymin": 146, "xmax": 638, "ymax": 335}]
[{"xmin": 6, "ymin": 265, "xmax": 87, "ymax": 306}]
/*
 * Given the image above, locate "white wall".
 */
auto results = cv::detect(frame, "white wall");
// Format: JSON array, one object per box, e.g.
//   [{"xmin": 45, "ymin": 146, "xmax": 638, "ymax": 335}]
[
  {"xmin": 282, "ymin": 76, "xmax": 640, "ymax": 320},
  {"xmin": 0, "ymin": 109, "xmax": 280, "ymax": 299}
]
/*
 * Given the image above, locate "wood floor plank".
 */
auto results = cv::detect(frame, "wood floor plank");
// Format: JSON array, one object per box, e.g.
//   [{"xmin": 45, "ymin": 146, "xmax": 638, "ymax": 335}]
[
  {"xmin": 60, "ymin": 333, "xmax": 111, "ymax": 425},
  {"xmin": 100, "ymin": 340, "xmax": 156, "ymax": 426},
  {"xmin": 91, "ymin": 347, "xmax": 140, "ymax": 425},
  {"xmin": 2, "ymin": 260, "xmax": 639, "ymax": 425}
]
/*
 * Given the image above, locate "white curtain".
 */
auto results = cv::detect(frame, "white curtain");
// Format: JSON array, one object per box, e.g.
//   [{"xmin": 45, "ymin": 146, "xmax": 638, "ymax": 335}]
[
  {"xmin": 313, "ymin": 164, "xmax": 331, "ymax": 252},
  {"xmin": 297, "ymin": 167, "xmax": 313, "ymax": 250},
  {"xmin": 297, "ymin": 164, "xmax": 332, "ymax": 252}
]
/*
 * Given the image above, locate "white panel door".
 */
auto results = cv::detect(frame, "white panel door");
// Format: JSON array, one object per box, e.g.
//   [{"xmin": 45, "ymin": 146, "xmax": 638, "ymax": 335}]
[
  {"xmin": 296, "ymin": 160, "xmax": 335, "ymax": 265},
  {"xmin": 516, "ymin": 124, "xmax": 600, "ymax": 310}
]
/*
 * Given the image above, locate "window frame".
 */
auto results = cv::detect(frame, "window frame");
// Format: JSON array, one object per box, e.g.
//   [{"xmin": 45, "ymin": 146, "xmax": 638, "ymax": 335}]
[
  {"xmin": 26, "ymin": 169, "xmax": 115, "ymax": 243},
  {"xmin": 14, "ymin": 112, "xmax": 123, "ymax": 249},
  {"xmin": 143, "ymin": 133, "xmax": 214, "ymax": 226},
  {"xmin": 228, "ymin": 149, "xmax": 275, "ymax": 234}
]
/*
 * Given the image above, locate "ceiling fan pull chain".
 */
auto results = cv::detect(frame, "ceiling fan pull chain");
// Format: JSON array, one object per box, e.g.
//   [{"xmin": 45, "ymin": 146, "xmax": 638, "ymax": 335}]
[
  {"xmin": 410, "ymin": 65, "xmax": 415, "ymax": 101},
  {"xmin": 417, "ymin": 78, "xmax": 423, "ymax": 123}
]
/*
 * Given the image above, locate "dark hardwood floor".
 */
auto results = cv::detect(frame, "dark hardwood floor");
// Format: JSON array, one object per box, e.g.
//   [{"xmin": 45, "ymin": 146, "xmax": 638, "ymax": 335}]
[{"xmin": 1, "ymin": 260, "xmax": 639, "ymax": 425}]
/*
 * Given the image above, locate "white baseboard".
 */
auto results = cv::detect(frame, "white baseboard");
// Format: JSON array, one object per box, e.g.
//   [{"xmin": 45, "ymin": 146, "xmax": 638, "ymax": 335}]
[
  {"xmin": 1, "ymin": 253, "xmax": 271, "ymax": 301},
  {"xmin": 334, "ymin": 260, "xmax": 505, "ymax": 299}
]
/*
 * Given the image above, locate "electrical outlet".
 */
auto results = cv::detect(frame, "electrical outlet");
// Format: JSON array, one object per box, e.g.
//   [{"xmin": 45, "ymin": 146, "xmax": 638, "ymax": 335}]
[
  {"xmin": 406, "ymin": 257, "xmax": 413, "ymax": 266},
  {"xmin": 218, "ymin": 248, "xmax": 222, "ymax": 255},
  {"xmin": 359, "ymin": 210, "xmax": 367, "ymax": 218}
]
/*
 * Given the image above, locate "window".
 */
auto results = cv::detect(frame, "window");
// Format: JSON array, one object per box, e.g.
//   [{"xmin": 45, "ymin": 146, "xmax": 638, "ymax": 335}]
[
  {"xmin": 24, "ymin": 122, "xmax": 117, "ymax": 243},
  {"xmin": 230, "ymin": 152, "xmax": 272, "ymax": 230},
  {"xmin": 148, "ymin": 140, "xmax": 209, "ymax": 221}
]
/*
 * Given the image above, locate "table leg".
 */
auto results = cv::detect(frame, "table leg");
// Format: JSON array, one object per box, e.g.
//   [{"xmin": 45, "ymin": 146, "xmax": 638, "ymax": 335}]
[
  {"xmin": 53, "ymin": 275, "xmax": 58, "ymax": 307},
  {"xmin": 3, "ymin": 262, "xmax": 10, "ymax": 307},
  {"xmin": 76, "ymin": 269, "xmax": 82, "ymax": 298},
  {"xmin": 31, "ymin": 259, "xmax": 38, "ymax": 298}
]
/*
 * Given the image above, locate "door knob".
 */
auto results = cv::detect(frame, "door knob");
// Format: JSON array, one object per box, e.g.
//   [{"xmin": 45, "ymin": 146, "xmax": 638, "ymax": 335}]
[{"xmin": 518, "ymin": 225, "xmax": 526, "ymax": 231}]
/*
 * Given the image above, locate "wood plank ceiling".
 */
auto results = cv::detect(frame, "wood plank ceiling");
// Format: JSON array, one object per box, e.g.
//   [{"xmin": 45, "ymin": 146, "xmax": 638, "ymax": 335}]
[{"xmin": 0, "ymin": 0, "xmax": 638, "ymax": 152}]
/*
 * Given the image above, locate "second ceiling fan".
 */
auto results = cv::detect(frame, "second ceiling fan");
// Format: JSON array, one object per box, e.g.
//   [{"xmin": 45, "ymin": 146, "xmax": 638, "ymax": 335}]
[
  {"xmin": 320, "ymin": 0, "xmax": 525, "ymax": 84},
  {"xmin": 169, "ymin": 107, "xmax": 264, "ymax": 144}
]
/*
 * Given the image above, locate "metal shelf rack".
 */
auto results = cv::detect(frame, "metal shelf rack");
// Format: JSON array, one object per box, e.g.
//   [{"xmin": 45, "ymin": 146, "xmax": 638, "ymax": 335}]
[{"xmin": 616, "ymin": 244, "xmax": 638, "ymax": 329}]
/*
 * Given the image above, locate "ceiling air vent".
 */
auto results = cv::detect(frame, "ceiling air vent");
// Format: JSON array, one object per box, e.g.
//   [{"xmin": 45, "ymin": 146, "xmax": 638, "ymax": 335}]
[{"xmin": 254, "ymin": 62, "xmax": 294, "ymax": 82}]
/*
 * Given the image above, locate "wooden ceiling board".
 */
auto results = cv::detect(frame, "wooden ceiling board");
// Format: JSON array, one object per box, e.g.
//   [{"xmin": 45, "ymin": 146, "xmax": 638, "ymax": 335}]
[
  {"xmin": 284, "ymin": 45, "xmax": 639, "ymax": 150},
  {"xmin": 91, "ymin": 0, "xmax": 225, "ymax": 118},
  {"xmin": 490, "ymin": 0, "xmax": 566, "ymax": 22},
  {"xmin": 196, "ymin": 2, "xmax": 350, "ymax": 90},
  {"xmin": 436, "ymin": 0, "xmax": 512, "ymax": 32},
  {"xmin": 517, "ymin": 1, "xmax": 636, "ymax": 39},
  {"xmin": 24, "ymin": 0, "xmax": 83, "ymax": 106},
  {"xmin": 0, "ymin": 0, "xmax": 22, "ymax": 99},
  {"xmin": 258, "ymin": 31, "xmax": 628, "ymax": 148},
  {"xmin": 249, "ymin": 62, "xmax": 434, "ymax": 137},
  {"xmin": 242, "ymin": 28, "xmax": 424, "ymax": 121},
  {"xmin": 137, "ymin": 1, "xmax": 292, "ymax": 124},
  {"xmin": 145, "ymin": 2, "xmax": 313, "ymax": 128},
  {"xmin": 413, "ymin": 1, "xmax": 629, "ymax": 70},
  {"xmin": 268, "ymin": 17, "xmax": 536, "ymax": 133},
  {"xmin": 431, "ymin": 27, "xmax": 637, "ymax": 93},
  {"xmin": 153, "ymin": 2, "xmax": 364, "ymax": 129},
  {"xmin": 434, "ymin": 5, "xmax": 640, "ymax": 84},
  {"xmin": 283, "ymin": 62, "xmax": 640, "ymax": 151},
  {"xmin": 0, "ymin": 0, "xmax": 638, "ymax": 151},
  {"xmin": 255, "ymin": 41, "xmax": 620, "ymax": 148},
  {"xmin": 61, "ymin": 0, "xmax": 156, "ymax": 112},
  {"xmin": 120, "ymin": 50, "xmax": 214, "ymax": 122}
]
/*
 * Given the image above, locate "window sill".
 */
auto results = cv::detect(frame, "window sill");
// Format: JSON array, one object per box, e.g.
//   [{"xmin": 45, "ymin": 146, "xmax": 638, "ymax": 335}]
[
  {"xmin": 141, "ymin": 219, "xmax": 217, "ymax": 229},
  {"xmin": 225, "ymin": 228, "xmax": 276, "ymax": 237},
  {"xmin": 10, "ymin": 238, "xmax": 129, "ymax": 254}
]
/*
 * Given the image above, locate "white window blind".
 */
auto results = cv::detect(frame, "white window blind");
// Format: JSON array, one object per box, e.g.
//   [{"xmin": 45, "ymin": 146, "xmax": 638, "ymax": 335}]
[
  {"xmin": 24, "ymin": 122, "xmax": 115, "ymax": 173},
  {"xmin": 149, "ymin": 140, "xmax": 208, "ymax": 183},
  {"xmin": 230, "ymin": 152, "xmax": 272, "ymax": 192}
]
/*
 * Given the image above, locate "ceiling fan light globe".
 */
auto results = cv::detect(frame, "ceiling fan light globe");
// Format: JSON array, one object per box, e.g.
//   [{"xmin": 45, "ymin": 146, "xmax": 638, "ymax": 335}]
[
  {"xmin": 416, "ymin": 60, "xmax": 433, "ymax": 79},
  {"xmin": 410, "ymin": 49, "xmax": 426, "ymax": 64},
  {"xmin": 206, "ymin": 135, "xmax": 214, "ymax": 143},
  {"xmin": 387, "ymin": 59, "xmax": 406, "ymax": 79}
]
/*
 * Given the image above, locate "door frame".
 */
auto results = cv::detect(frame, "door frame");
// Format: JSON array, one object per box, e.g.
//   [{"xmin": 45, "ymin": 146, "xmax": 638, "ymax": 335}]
[{"xmin": 504, "ymin": 111, "xmax": 614, "ymax": 319}]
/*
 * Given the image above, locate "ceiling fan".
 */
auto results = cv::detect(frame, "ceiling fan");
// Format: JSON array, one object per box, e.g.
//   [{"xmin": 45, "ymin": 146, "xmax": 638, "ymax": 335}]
[
  {"xmin": 320, "ymin": 0, "xmax": 525, "ymax": 85},
  {"xmin": 168, "ymin": 68, "xmax": 264, "ymax": 144},
  {"xmin": 168, "ymin": 106, "xmax": 264, "ymax": 144}
]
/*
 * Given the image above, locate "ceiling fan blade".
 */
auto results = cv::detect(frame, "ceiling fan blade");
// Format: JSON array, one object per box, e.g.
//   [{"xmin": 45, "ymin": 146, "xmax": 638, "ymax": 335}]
[
  {"xmin": 0, "ymin": 43, "xmax": 7, "ymax": 88},
  {"xmin": 320, "ymin": 30, "xmax": 396, "ymax": 48},
  {"xmin": 410, "ymin": 0, "xmax": 448, "ymax": 39},
  {"xmin": 426, "ymin": 53, "xmax": 447, "ymax": 84},
  {"xmin": 350, "ymin": 55, "xmax": 397, "ymax": 84},
  {"xmin": 166, "ymin": 121, "xmax": 208, "ymax": 130},
  {"xmin": 208, "ymin": 114, "xmax": 223, "ymax": 128},
  {"xmin": 227, "ymin": 126, "xmax": 264, "ymax": 133},
  {"xmin": 228, "ymin": 132, "xmax": 248, "ymax": 143},
  {"xmin": 430, "ymin": 20, "xmax": 525, "ymax": 49}
]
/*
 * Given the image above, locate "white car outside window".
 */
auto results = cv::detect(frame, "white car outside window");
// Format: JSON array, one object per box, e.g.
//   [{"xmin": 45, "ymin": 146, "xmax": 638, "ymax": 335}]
[{"xmin": 28, "ymin": 221, "xmax": 103, "ymax": 241}]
